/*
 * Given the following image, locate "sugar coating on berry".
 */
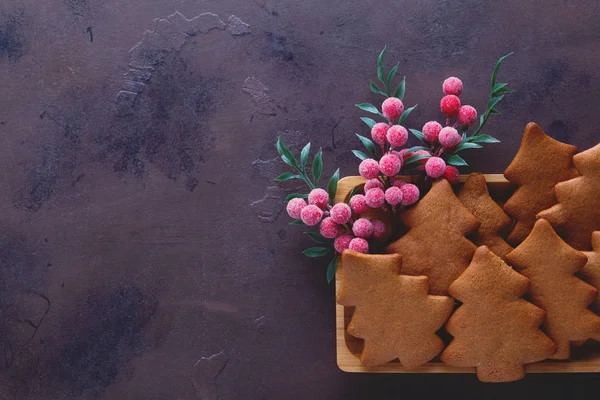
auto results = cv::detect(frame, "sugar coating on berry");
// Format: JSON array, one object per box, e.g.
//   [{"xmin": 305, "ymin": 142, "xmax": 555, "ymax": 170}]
[
  {"xmin": 392, "ymin": 179, "xmax": 407, "ymax": 188},
  {"xmin": 379, "ymin": 154, "xmax": 402, "ymax": 177},
  {"xmin": 443, "ymin": 165, "xmax": 460, "ymax": 184},
  {"xmin": 385, "ymin": 186, "xmax": 403, "ymax": 205},
  {"xmin": 365, "ymin": 188, "xmax": 385, "ymax": 208},
  {"xmin": 386, "ymin": 125, "xmax": 408, "ymax": 148},
  {"xmin": 350, "ymin": 194, "xmax": 368, "ymax": 214},
  {"xmin": 286, "ymin": 197, "xmax": 307, "ymax": 219},
  {"xmin": 381, "ymin": 97, "xmax": 404, "ymax": 121},
  {"xmin": 443, "ymin": 77, "xmax": 463, "ymax": 96},
  {"xmin": 457, "ymin": 105, "xmax": 478, "ymax": 126},
  {"xmin": 308, "ymin": 188, "xmax": 329, "ymax": 208},
  {"xmin": 371, "ymin": 220, "xmax": 386, "ymax": 240},
  {"xmin": 330, "ymin": 203, "xmax": 352, "ymax": 224},
  {"xmin": 349, "ymin": 237, "xmax": 369, "ymax": 253},
  {"xmin": 371, "ymin": 122, "xmax": 389, "ymax": 146},
  {"xmin": 334, "ymin": 233, "xmax": 353, "ymax": 253},
  {"xmin": 400, "ymin": 184, "xmax": 420, "ymax": 206},
  {"xmin": 300, "ymin": 204, "xmax": 323, "ymax": 226},
  {"xmin": 359, "ymin": 158, "xmax": 380, "ymax": 179},
  {"xmin": 364, "ymin": 179, "xmax": 384, "ymax": 192},
  {"xmin": 352, "ymin": 218, "xmax": 373, "ymax": 238},
  {"xmin": 438, "ymin": 126, "xmax": 461, "ymax": 149},
  {"xmin": 422, "ymin": 121, "xmax": 443, "ymax": 143},
  {"xmin": 440, "ymin": 95, "xmax": 461, "ymax": 116},
  {"xmin": 425, "ymin": 157, "xmax": 447, "ymax": 179},
  {"xmin": 320, "ymin": 217, "xmax": 341, "ymax": 239}
]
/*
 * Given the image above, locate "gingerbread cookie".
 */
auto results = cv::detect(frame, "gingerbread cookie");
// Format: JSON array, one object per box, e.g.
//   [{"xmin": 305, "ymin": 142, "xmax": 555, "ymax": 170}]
[
  {"xmin": 537, "ymin": 143, "xmax": 600, "ymax": 250},
  {"xmin": 458, "ymin": 173, "xmax": 513, "ymax": 260},
  {"xmin": 506, "ymin": 219, "xmax": 600, "ymax": 359},
  {"xmin": 337, "ymin": 250, "xmax": 454, "ymax": 368},
  {"xmin": 387, "ymin": 179, "xmax": 480, "ymax": 295},
  {"xmin": 441, "ymin": 246, "xmax": 556, "ymax": 382},
  {"xmin": 581, "ymin": 232, "xmax": 600, "ymax": 311},
  {"xmin": 503, "ymin": 122, "xmax": 578, "ymax": 245}
]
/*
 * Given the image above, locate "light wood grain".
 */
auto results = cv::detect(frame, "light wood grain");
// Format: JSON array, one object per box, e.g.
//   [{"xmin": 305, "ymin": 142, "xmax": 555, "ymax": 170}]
[{"xmin": 335, "ymin": 175, "xmax": 600, "ymax": 373}]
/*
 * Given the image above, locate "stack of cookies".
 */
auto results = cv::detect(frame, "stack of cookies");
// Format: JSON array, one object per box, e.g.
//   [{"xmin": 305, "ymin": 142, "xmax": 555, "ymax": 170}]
[{"xmin": 337, "ymin": 122, "xmax": 600, "ymax": 382}]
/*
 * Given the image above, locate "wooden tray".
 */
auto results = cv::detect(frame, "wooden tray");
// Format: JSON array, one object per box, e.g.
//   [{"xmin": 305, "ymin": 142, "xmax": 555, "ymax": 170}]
[{"xmin": 334, "ymin": 174, "xmax": 600, "ymax": 373}]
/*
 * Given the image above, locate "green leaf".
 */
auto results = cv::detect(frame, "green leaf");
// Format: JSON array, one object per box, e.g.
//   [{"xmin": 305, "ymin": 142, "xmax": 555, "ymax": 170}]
[
  {"xmin": 487, "ymin": 95, "xmax": 504, "ymax": 112},
  {"xmin": 494, "ymin": 87, "xmax": 516, "ymax": 94},
  {"xmin": 369, "ymin": 81, "xmax": 387, "ymax": 96},
  {"xmin": 300, "ymin": 142, "xmax": 311, "ymax": 168},
  {"xmin": 491, "ymin": 82, "xmax": 508, "ymax": 94},
  {"xmin": 360, "ymin": 117, "xmax": 377, "ymax": 129},
  {"xmin": 285, "ymin": 193, "xmax": 308, "ymax": 202},
  {"xmin": 489, "ymin": 108, "xmax": 501, "ymax": 115},
  {"xmin": 398, "ymin": 104, "xmax": 417, "ymax": 125},
  {"xmin": 276, "ymin": 136, "xmax": 298, "ymax": 168},
  {"xmin": 327, "ymin": 256, "xmax": 337, "ymax": 284},
  {"xmin": 468, "ymin": 134, "xmax": 500, "ymax": 143},
  {"xmin": 303, "ymin": 247, "xmax": 330, "ymax": 258},
  {"xmin": 453, "ymin": 142, "xmax": 483, "ymax": 153},
  {"xmin": 404, "ymin": 145, "xmax": 430, "ymax": 153},
  {"xmin": 327, "ymin": 168, "xmax": 340, "ymax": 205},
  {"xmin": 348, "ymin": 186, "xmax": 361, "ymax": 201},
  {"xmin": 409, "ymin": 129, "xmax": 425, "ymax": 142},
  {"xmin": 394, "ymin": 76, "xmax": 406, "ymax": 100},
  {"xmin": 356, "ymin": 134, "xmax": 377, "ymax": 156},
  {"xmin": 289, "ymin": 219, "xmax": 304, "ymax": 225},
  {"xmin": 479, "ymin": 114, "xmax": 485, "ymax": 127},
  {"xmin": 274, "ymin": 172, "xmax": 302, "ymax": 181},
  {"xmin": 404, "ymin": 153, "xmax": 430, "ymax": 165},
  {"xmin": 377, "ymin": 45, "xmax": 387, "ymax": 86},
  {"xmin": 312, "ymin": 148, "xmax": 323, "ymax": 183},
  {"xmin": 352, "ymin": 149, "xmax": 369, "ymax": 161},
  {"xmin": 304, "ymin": 232, "xmax": 330, "ymax": 244},
  {"xmin": 447, "ymin": 154, "xmax": 468, "ymax": 166},
  {"xmin": 356, "ymin": 103, "xmax": 380, "ymax": 115},
  {"xmin": 491, "ymin": 52, "xmax": 513, "ymax": 88},
  {"xmin": 387, "ymin": 63, "xmax": 399, "ymax": 89}
]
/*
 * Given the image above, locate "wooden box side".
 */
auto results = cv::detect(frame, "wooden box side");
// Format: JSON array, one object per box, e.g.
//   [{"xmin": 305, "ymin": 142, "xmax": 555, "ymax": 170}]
[{"xmin": 334, "ymin": 174, "xmax": 600, "ymax": 373}]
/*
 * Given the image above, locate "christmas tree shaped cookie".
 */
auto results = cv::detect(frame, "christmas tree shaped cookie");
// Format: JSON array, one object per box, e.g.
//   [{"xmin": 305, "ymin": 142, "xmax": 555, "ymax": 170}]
[
  {"xmin": 337, "ymin": 250, "xmax": 454, "ymax": 368},
  {"xmin": 441, "ymin": 246, "xmax": 556, "ymax": 382},
  {"xmin": 503, "ymin": 122, "xmax": 578, "ymax": 245},
  {"xmin": 506, "ymin": 219, "xmax": 600, "ymax": 359},
  {"xmin": 537, "ymin": 143, "xmax": 600, "ymax": 250},
  {"xmin": 458, "ymin": 173, "xmax": 513, "ymax": 260},
  {"xmin": 387, "ymin": 179, "xmax": 480, "ymax": 295},
  {"xmin": 581, "ymin": 232, "xmax": 600, "ymax": 311}
]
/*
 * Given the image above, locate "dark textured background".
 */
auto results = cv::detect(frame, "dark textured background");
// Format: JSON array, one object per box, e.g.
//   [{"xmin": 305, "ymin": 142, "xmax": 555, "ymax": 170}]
[{"xmin": 0, "ymin": 0, "xmax": 599, "ymax": 399}]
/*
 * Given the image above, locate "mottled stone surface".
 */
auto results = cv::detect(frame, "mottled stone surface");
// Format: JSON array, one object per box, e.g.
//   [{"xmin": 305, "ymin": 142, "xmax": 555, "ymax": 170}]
[{"xmin": 1, "ymin": 0, "xmax": 600, "ymax": 399}]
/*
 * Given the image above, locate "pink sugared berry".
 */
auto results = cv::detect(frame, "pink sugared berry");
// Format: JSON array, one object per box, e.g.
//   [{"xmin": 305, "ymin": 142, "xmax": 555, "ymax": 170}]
[
  {"xmin": 379, "ymin": 154, "xmax": 402, "ymax": 177},
  {"xmin": 371, "ymin": 122, "xmax": 389, "ymax": 146},
  {"xmin": 330, "ymin": 203, "xmax": 352, "ymax": 224},
  {"xmin": 382, "ymin": 97, "xmax": 404, "ymax": 121},
  {"xmin": 389, "ymin": 150, "xmax": 403, "ymax": 160},
  {"xmin": 385, "ymin": 186, "xmax": 403, "ymax": 206},
  {"xmin": 422, "ymin": 121, "xmax": 443, "ymax": 143},
  {"xmin": 300, "ymin": 204, "xmax": 323, "ymax": 226},
  {"xmin": 443, "ymin": 165, "xmax": 460, "ymax": 184},
  {"xmin": 352, "ymin": 218, "xmax": 373, "ymax": 238},
  {"xmin": 364, "ymin": 179, "xmax": 384, "ymax": 192},
  {"xmin": 440, "ymin": 95, "xmax": 461, "ymax": 116},
  {"xmin": 320, "ymin": 217, "xmax": 341, "ymax": 239},
  {"xmin": 386, "ymin": 125, "xmax": 408, "ymax": 148},
  {"xmin": 400, "ymin": 184, "xmax": 420, "ymax": 206},
  {"xmin": 457, "ymin": 105, "xmax": 477, "ymax": 126},
  {"xmin": 349, "ymin": 237, "xmax": 369, "ymax": 253},
  {"xmin": 286, "ymin": 197, "xmax": 307, "ymax": 219},
  {"xmin": 334, "ymin": 233, "xmax": 353, "ymax": 253},
  {"xmin": 425, "ymin": 157, "xmax": 447, "ymax": 179},
  {"xmin": 365, "ymin": 188, "xmax": 385, "ymax": 208},
  {"xmin": 392, "ymin": 179, "xmax": 407, "ymax": 188},
  {"xmin": 359, "ymin": 158, "xmax": 380, "ymax": 179},
  {"xmin": 443, "ymin": 77, "xmax": 463, "ymax": 96},
  {"xmin": 371, "ymin": 220, "xmax": 386, "ymax": 240},
  {"xmin": 350, "ymin": 194, "xmax": 368, "ymax": 214},
  {"xmin": 438, "ymin": 127, "xmax": 461, "ymax": 149},
  {"xmin": 308, "ymin": 188, "xmax": 329, "ymax": 208}
]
